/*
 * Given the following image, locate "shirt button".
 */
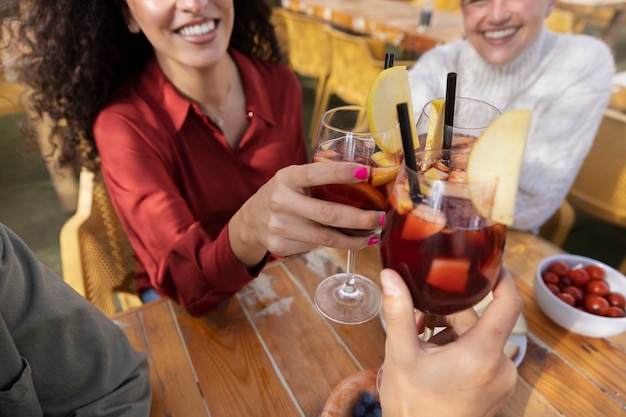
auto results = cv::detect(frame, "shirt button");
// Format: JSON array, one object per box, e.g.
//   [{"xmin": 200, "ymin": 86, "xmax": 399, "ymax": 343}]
[{"xmin": 247, "ymin": 111, "xmax": 253, "ymax": 118}]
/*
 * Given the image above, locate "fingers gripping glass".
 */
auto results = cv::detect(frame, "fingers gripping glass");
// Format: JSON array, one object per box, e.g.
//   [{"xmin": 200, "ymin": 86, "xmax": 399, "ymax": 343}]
[{"xmin": 310, "ymin": 105, "xmax": 402, "ymax": 324}]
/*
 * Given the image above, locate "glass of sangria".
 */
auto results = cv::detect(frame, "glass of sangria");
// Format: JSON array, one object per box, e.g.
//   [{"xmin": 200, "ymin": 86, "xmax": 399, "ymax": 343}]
[
  {"xmin": 380, "ymin": 148, "xmax": 506, "ymax": 340},
  {"xmin": 311, "ymin": 105, "xmax": 402, "ymax": 324}
]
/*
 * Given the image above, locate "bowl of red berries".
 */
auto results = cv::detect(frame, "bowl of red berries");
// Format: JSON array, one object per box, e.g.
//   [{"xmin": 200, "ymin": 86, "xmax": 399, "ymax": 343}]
[{"xmin": 534, "ymin": 254, "xmax": 626, "ymax": 338}]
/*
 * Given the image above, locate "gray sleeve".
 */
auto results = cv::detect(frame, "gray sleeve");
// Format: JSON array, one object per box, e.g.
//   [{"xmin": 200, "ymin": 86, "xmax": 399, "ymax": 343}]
[{"xmin": 0, "ymin": 224, "xmax": 151, "ymax": 417}]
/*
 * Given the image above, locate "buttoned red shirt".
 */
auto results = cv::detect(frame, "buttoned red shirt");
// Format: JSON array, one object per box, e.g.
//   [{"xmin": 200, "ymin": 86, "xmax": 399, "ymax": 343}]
[{"xmin": 94, "ymin": 49, "xmax": 307, "ymax": 316}]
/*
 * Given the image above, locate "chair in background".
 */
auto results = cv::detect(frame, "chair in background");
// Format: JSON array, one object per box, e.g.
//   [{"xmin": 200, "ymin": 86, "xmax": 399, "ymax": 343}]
[
  {"xmin": 316, "ymin": 27, "xmax": 417, "ymax": 147},
  {"xmin": 565, "ymin": 108, "xmax": 626, "ymax": 273},
  {"xmin": 274, "ymin": 8, "xmax": 331, "ymax": 144},
  {"xmin": 541, "ymin": 109, "xmax": 626, "ymax": 271},
  {"xmin": 60, "ymin": 168, "xmax": 141, "ymax": 316},
  {"xmin": 539, "ymin": 199, "xmax": 576, "ymax": 247},
  {"xmin": 545, "ymin": 7, "xmax": 579, "ymax": 34}
]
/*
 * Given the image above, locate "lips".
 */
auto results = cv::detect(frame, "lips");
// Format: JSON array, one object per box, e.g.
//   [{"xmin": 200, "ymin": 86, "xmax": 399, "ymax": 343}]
[
  {"xmin": 483, "ymin": 27, "xmax": 518, "ymax": 40},
  {"xmin": 177, "ymin": 20, "xmax": 217, "ymax": 37}
]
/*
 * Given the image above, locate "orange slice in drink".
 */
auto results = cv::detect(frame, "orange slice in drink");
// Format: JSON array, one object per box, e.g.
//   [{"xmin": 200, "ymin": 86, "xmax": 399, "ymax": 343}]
[
  {"xmin": 321, "ymin": 183, "xmax": 387, "ymax": 211},
  {"xmin": 371, "ymin": 166, "xmax": 399, "ymax": 187}
]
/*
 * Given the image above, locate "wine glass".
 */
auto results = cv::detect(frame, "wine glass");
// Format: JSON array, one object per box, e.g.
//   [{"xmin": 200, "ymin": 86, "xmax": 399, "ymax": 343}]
[
  {"xmin": 416, "ymin": 96, "xmax": 501, "ymax": 152},
  {"xmin": 380, "ymin": 148, "xmax": 506, "ymax": 340},
  {"xmin": 310, "ymin": 105, "xmax": 402, "ymax": 324}
]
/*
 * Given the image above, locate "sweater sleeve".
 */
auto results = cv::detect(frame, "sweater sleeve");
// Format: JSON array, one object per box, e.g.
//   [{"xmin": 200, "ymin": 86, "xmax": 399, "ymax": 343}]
[
  {"xmin": 0, "ymin": 224, "xmax": 151, "ymax": 417},
  {"xmin": 511, "ymin": 37, "xmax": 615, "ymax": 231}
]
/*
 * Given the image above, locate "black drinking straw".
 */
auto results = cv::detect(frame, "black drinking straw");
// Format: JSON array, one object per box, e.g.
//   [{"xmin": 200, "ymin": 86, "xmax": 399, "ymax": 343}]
[
  {"xmin": 384, "ymin": 53, "xmax": 395, "ymax": 69},
  {"xmin": 397, "ymin": 103, "xmax": 422, "ymax": 204},
  {"xmin": 443, "ymin": 72, "xmax": 457, "ymax": 151}
]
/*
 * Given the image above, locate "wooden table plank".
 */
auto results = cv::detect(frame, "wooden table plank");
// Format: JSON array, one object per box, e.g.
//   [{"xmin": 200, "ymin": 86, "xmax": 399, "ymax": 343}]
[
  {"xmin": 117, "ymin": 301, "xmax": 209, "ymax": 417},
  {"xmin": 175, "ymin": 298, "xmax": 303, "ymax": 417},
  {"xmin": 237, "ymin": 261, "xmax": 362, "ymax": 417},
  {"xmin": 282, "ymin": 251, "xmax": 387, "ymax": 370}
]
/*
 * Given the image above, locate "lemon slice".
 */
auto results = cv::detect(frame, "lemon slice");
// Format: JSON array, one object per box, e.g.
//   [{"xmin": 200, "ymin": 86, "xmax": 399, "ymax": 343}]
[
  {"xmin": 424, "ymin": 98, "xmax": 445, "ymax": 151},
  {"xmin": 366, "ymin": 66, "xmax": 418, "ymax": 154},
  {"xmin": 466, "ymin": 110, "xmax": 532, "ymax": 225}
]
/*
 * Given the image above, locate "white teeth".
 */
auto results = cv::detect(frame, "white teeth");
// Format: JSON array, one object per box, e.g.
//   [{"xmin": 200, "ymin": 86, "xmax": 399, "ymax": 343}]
[
  {"xmin": 484, "ymin": 28, "xmax": 516, "ymax": 40},
  {"xmin": 179, "ymin": 20, "xmax": 216, "ymax": 37}
]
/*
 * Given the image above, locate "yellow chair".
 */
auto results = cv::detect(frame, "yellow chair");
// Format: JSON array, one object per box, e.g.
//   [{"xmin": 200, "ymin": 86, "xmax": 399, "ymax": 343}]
[
  {"xmin": 565, "ymin": 108, "xmax": 626, "ymax": 273},
  {"xmin": 60, "ymin": 168, "xmax": 141, "ymax": 316},
  {"xmin": 540, "ymin": 109, "xmax": 626, "ymax": 260},
  {"xmin": 270, "ymin": 7, "xmax": 289, "ymax": 58},
  {"xmin": 316, "ymin": 28, "xmax": 417, "ymax": 145},
  {"xmin": 275, "ymin": 8, "xmax": 331, "ymax": 144},
  {"xmin": 539, "ymin": 199, "xmax": 576, "ymax": 247},
  {"xmin": 545, "ymin": 7, "xmax": 579, "ymax": 34}
]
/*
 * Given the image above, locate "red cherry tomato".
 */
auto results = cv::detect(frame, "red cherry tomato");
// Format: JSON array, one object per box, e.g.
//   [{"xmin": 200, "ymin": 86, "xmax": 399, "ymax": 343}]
[
  {"xmin": 607, "ymin": 292, "xmax": 626, "ymax": 308},
  {"xmin": 586, "ymin": 280, "xmax": 610, "ymax": 297},
  {"xmin": 585, "ymin": 264, "xmax": 606, "ymax": 281},
  {"xmin": 568, "ymin": 268, "xmax": 590, "ymax": 287},
  {"xmin": 546, "ymin": 283, "xmax": 560, "ymax": 295},
  {"xmin": 606, "ymin": 306, "xmax": 625, "ymax": 318},
  {"xmin": 541, "ymin": 271, "xmax": 560, "ymax": 286},
  {"xmin": 557, "ymin": 292, "xmax": 576, "ymax": 306},
  {"xmin": 561, "ymin": 286, "xmax": 584, "ymax": 305},
  {"xmin": 548, "ymin": 261, "xmax": 570, "ymax": 277},
  {"xmin": 583, "ymin": 294, "xmax": 609, "ymax": 316}
]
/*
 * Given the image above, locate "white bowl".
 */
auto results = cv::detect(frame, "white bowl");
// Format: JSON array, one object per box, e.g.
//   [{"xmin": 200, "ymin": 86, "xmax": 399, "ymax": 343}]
[{"xmin": 534, "ymin": 254, "xmax": 626, "ymax": 338}]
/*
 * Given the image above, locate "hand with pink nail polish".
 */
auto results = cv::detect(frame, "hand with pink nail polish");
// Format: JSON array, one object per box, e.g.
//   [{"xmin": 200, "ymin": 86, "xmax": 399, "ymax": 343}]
[{"xmin": 306, "ymin": 105, "xmax": 402, "ymax": 324}]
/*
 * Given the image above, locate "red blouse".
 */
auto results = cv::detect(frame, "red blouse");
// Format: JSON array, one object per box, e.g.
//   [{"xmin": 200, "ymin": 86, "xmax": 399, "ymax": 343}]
[{"xmin": 93, "ymin": 50, "xmax": 307, "ymax": 316}]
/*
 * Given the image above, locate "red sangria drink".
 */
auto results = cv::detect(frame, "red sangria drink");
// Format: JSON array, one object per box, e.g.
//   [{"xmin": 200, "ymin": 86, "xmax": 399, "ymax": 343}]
[
  {"xmin": 380, "ymin": 149, "xmax": 506, "ymax": 316},
  {"xmin": 311, "ymin": 137, "xmax": 399, "ymax": 236},
  {"xmin": 310, "ymin": 105, "xmax": 401, "ymax": 325}
]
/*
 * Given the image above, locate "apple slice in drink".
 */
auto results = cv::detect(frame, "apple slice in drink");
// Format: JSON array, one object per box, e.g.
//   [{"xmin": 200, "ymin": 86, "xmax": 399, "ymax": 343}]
[{"xmin": 466, "ymin": 110, "xmax": 532, "ymax": 225}]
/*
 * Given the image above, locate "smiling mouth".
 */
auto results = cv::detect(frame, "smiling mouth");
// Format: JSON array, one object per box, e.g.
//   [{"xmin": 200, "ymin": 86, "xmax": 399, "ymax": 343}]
[
  {"xmin": 178, "ymin": 20, "xmax": 217, "ymax": 37},
  {"xmin": 483, "ymin": 27, "xmax": 517, "ymax": 40}
]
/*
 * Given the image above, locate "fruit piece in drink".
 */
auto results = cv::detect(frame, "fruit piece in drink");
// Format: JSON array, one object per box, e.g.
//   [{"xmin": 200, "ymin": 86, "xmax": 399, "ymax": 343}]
[
  {"xmin": 366, "ymin": 66, "xmax": 418, "ymax": 154},
  {"xmin": 381, "ymin": 175, "xmax": 506, "ymax": 315},
  {"xmin": 466, "ymin": 110, "xmax": 532, "ymax": 225}
]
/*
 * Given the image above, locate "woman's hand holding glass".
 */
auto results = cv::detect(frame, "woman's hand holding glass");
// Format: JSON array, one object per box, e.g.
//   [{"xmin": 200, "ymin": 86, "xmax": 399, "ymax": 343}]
[{"xmin": 228, "ymin": 161, "xmax": 384, "ymax": 270}]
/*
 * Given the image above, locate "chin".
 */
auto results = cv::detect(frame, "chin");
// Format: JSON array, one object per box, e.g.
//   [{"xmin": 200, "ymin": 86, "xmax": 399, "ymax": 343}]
[{"xmin": 477, "ymin": 49, "xmax": 518, "ymax": 66}]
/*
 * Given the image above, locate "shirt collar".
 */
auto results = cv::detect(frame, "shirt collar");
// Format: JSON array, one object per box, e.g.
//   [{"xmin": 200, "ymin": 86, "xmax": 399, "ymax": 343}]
[{"xmin": 136, "ymin": 49, "xmax": 277, "ymax": 132}]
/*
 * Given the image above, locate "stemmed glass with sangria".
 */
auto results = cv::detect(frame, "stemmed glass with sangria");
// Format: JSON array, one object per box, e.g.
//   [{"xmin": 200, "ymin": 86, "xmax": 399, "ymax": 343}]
[{"xmin": 310, "ymin": 104, "xmax": 402, "ymax": 325}]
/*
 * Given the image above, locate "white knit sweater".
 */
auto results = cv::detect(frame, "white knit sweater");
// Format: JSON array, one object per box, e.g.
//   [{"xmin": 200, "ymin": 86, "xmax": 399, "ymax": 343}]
[{"xmin": 407, "ymin": 29, "xmax": 615, "ymax": 231}]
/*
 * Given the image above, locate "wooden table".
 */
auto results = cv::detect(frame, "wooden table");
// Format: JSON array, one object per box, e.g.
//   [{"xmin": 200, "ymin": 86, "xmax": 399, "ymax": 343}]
[
  {"xmin": 113, "ymin": 230, "xmax": 626, "ymax": 416},
  {"xmin": 557, "ymin": 0, "xmax": 626, "ymax": 48},
  {"xmin": 280, "ymin": 0, "xmax": 465, "ymax": 53}
]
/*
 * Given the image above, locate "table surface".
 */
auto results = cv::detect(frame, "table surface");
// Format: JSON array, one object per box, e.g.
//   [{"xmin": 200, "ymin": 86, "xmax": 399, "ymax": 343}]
[
  {"xmin": 114, "ymin": 229, "xmax": 626, "ymax": 417},
  {"xmin": 281, "ymin": 0, "xmax": 465, "ymax": 53}
]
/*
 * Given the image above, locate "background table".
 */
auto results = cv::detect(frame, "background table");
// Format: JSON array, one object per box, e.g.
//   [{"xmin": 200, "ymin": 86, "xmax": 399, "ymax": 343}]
[
  {"xmin": 114, "ymin": 230, "xmax": 626, "ymax": 416},
  {"xmin": 281, "ymin": 0, "xmax": 465, "ymax": 53}
]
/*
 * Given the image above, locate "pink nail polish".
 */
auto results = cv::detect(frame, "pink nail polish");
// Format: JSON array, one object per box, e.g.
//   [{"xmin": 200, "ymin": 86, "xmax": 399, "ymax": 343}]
[
  {"xmin": 368, "ymin": 236, "xmax": 379, "ymax": 246},
  {"xmin": 353, "ymin": 167, "xmax": 368, "ymax": 180},
  {"xmin": 379, "ymin": 213, "xmax": 386, "ymax": 226}
]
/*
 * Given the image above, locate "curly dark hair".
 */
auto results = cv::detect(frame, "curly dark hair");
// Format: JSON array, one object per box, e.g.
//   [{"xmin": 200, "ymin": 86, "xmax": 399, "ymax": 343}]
[{"xmin": 0, "ymin": 0, "xmax": 285, "ymax": 171}]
